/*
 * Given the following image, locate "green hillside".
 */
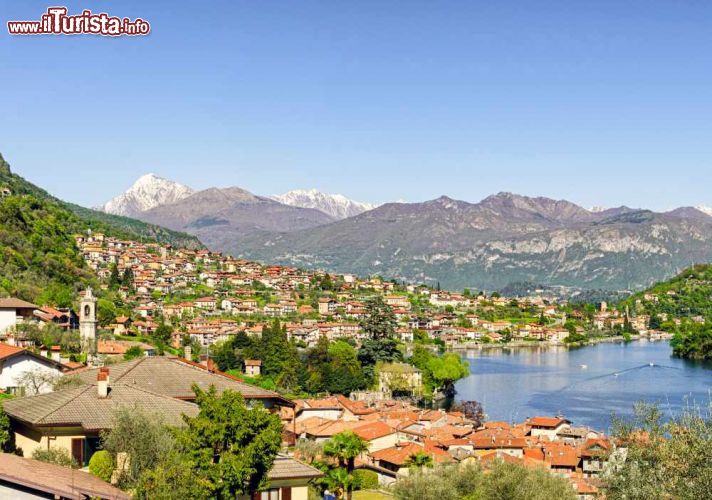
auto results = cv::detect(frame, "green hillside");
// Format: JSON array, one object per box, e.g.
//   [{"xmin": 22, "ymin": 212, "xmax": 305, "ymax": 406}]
[
  {"xmin": 622, "ymin": 264, "xmax": 712, "ymax": 360},
  {"xmin": 0, "ymin": 153, "xmax": 203, "ymax": 304},
  {"xmin": 0, "ymin": 154, "xmax": 203, "ymax": 248}
]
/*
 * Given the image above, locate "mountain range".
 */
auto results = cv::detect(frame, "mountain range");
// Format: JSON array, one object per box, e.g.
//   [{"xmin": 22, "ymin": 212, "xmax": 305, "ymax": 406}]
[{"xmin": 99, "ymin": 174, "xmax": 712, "ymax": 291}]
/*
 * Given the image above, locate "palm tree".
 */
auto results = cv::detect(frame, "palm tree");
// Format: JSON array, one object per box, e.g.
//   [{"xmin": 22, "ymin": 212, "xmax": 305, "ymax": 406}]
[
  {"xmin": 405, "ymin": 451, "xmax": 433, "ymax": 469},
  {"xmin": 323, "ymin": 431, "xmax": 369, "ymax": 500}
]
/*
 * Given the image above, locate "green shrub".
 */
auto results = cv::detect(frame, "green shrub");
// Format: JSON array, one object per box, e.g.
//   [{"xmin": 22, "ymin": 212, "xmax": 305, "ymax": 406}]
[
  {"xmin": 88, "ymin": 450, "xmax": 114, "ymax": 482},
  {"xmin": 32, "ymin": 447, "xmax": 77, "ymax": 468},
  {"xmin": 353, "ymin": 469, "xmax": 378, "ymax": 490}
]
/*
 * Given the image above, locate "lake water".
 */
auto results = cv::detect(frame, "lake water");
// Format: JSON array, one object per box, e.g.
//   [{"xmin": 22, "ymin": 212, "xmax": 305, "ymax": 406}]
[{"xmin": 454, "ymin": 339, "xmax": 712, "ymax": 432}]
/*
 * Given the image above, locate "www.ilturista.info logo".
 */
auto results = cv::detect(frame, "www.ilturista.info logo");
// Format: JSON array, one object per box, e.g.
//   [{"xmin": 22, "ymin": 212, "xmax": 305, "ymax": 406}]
[{"xmin": 7, "ymin": 7, "xmax": 150, "ymax": 36}]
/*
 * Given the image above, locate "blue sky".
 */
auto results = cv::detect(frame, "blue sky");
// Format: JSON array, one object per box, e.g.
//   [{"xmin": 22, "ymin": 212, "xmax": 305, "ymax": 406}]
[{"xmin": 1, "ymin": 1, "xmax": 711, "ymax": 210}]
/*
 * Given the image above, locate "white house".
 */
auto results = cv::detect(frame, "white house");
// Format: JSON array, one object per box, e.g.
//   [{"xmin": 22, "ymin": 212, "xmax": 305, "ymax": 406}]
[
  {"xmin": 0, "ymin": 298, "xmax": 38, "ymax": 335},
  {"xmin": 0, "ymin": 343, "xmax": 68, "ymax": 395}
]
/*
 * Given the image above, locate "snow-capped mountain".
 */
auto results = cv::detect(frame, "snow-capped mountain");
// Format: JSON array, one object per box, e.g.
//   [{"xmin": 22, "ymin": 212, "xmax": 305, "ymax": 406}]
[
  {"xmin": 272, "ymin": 189, "xmax": 377, "ymax": 219},
  {"xmin": 695, "ymin": 204, "xmax": 712, "ymax": 217},
  {"xmin": 101, "ymin": 174, "xmax": 194, "ymax": 217}
]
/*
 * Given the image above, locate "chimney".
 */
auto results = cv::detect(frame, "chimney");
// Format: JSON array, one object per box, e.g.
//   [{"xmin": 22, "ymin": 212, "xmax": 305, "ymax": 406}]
[
  {"xmin": 50, "ymin": 346, "xmax": 61, "ymax": 362},
  {"xmin": 207, "ymin": 358, "xmax": 216, "ymax": 372},
  {"xmin": 184, "ymin": 345, "xmax": 192, "ymax": 361},
  {"xmin": 97, "ymin": 368, "xmax": 109, "ymax": 398},
  {"xmin": 40, "ymin": 346, "xmax": 48, "ymax": 358}
]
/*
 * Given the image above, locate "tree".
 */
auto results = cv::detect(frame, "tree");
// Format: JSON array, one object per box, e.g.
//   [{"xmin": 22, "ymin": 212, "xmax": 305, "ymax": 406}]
[
  {"xmin": 152, "ymin": 320, "xmax": 174, "ymax": 346},
  {"xmin": 325, "ymin": 341, "xmax": 366, "ymax": 395},
  {"xmin": 538, "ymin": 311, "xmax": 547, "ymax": 325},
  {"xmin": 426, "ymin": 353, "xmax": 469, "ymax": 397},
  {"xmin": 393, "ymin": 461, "xmax": 576, "ymax": 500},
  {"xmin": 449, "ymin": 400, "xmax": 485, "ymax": 427},
  {"xmin": 0, "ymin": 405, "xmax": 14, "ymax": 452},
  {"xmin": 15, "ymin": 368, "xmax": 59, "ymax": 395},
  {"xmin": 360, "ymin": 296, "xmax": 397, "ymax": 340},
  {"xmin": 405, "ymin": 451, "xmax": 433, "ymax": 469},
  {"xmin": 102, "ymin": 407, "xmax": 177, "ymax": 488},
  {"xmin": 109, "ymin": 263, "xmax": 121, "ymax": 289},
  {"xmin": 121, "ymin": 268, "xmax": 134, "ymax": 289},
  {"xmin": 603, "ymin": 402, "xmax": 712, "ymax": 499},
  {"xmin": 175, "ymin": 385, "xmax": 283, "ymax": 497},
  {"xmin": 648, "ymin": 313, "xmax": 662, "ymax": 330},
  {"xmin": 136, "ymin": 452, "xmax": 212, "ymax": 500},
  {"xmin": 323, "ymin": 431, "xmax": 369, "ymax": 500},
  {"xmin": 124, "ymin": 345, "xmax": 143, "ymax": 360}
]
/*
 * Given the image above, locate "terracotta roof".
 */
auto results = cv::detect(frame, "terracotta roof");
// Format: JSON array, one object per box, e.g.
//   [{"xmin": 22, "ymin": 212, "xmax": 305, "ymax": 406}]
[
  {"xmin": 0, "ymin": 343, "xmax": 69, "ymax": 371},
  {"xmin": 0, "ymin": 298, "xmax": 37, "ymax": 309},
  {"xmin": 70, "ymin": 356, "xmax": 292, "ymax": 406},
  {"xmin": 0, "ymin": 343, "xmax": 24, "ymax": 360},
  {"xmin": 3, "ymin": 383, "xmax": 198, "ymax": 430},
  {"xmin": 370, "ymin": 442, "xmax": 452, "ymax": 467},
  {"xmin": 528, "ymin": 416, "xmax": 570, "ymax": 428},
  {"xmin": 543, "ymin": 443, "xmax": 580, "ymax": 468},
  {"xmin": 353, "ymin": 421, "xmax": 396, "ymax": 441},
  {"xmin": 0, "ymin": 452, "xmax": 130, "ymax": 500}
]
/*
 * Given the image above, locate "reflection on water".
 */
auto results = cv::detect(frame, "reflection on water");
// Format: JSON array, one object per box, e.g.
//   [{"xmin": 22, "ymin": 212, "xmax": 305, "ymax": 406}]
[{"xmin": 454, "ymin": 340, "xmax": 712, "ymax": 432}]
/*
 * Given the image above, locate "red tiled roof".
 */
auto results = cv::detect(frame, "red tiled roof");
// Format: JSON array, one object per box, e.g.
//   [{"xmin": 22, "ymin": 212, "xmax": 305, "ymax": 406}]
[
  {"xmin": 528, "ymin": 416, "xmax": 569, "ymax": 428},
  {"xmin": 353, "ymin": 421, "xmax": 395, "ymax": 441}
]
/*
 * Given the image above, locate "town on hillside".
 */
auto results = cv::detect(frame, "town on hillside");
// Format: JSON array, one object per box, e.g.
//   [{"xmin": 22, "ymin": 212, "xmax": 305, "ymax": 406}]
[{"xmin": 0, "ymin": 231, "xmax": 693, "ymax": 498}]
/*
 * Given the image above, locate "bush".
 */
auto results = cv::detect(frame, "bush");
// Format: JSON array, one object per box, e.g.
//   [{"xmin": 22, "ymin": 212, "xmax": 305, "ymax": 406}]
[
  {"xmin": 353, "ymin": 469, "xmax": 378, "ymax": 490},
  {"xmin": 32, "ymin": 447, "xmax": 77, "ymax": 468},
  {"xmin": 88, "ymin": 450, "xmax": 114, "ymax": 482}
]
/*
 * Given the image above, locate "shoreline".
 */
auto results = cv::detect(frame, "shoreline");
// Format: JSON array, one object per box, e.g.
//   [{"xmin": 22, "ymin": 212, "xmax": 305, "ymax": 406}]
[{"xmin": 447, "ymin": 333, "xmax": 673, "ymax": 351}]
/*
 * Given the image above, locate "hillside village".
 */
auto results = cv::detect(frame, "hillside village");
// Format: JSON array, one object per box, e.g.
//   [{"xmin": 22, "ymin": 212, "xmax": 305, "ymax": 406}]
[
  {"xmin": 68, "ymin": 233, "xmax": 668, "ymax": 352},
  {"xmin": 0, "ymin": 231, "xmax": 694, "ymax": 498}
]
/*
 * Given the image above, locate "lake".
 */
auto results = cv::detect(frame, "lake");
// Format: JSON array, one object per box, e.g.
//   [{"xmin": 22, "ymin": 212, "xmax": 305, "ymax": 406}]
[{"xmin": 454, "ymin": 339, "xmax": 712, "ymax": 432}]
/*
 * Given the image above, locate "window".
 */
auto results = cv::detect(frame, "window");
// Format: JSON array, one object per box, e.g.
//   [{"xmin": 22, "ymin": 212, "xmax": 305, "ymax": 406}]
[{"xmin": 260, "ymin": 489, "xmax": 279, "ymax": 500}]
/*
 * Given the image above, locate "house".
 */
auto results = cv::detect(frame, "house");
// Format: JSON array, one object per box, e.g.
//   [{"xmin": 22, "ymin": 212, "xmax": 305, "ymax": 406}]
[
  {"xmin": 369, "ymin": 442, "xmax": 451, "ymax": 484},
  {"xmin": 33, "ymin": 306, "xmax": 79, "ymax": 330},
  {"xmin": 97, "ymin": 340, "xmax": 155, "ymax": 358},
  {"xmin": 352, "ymin": 421, "xmax": 399, "ymax": 453},
  {"xmin": 317, "ymin": 298, "xmax": 338, "ymax": 315},
  {"xmin": 0, "ymin": 452, "xmax": 130, "ymax": 500},
  {"xmin": 378, "ymin": 363, "xmax": 423, "ymax": 398},
  {"xmin": 112, "ymin": 315, "xmax": 132, "ymax": 335},
  {"xmin": 194, "ymin": 296, "xmax": 217, "ymax": 311},
  {"xmin": 0, "ymin": 343, "xmax": 69, "ymax": 395},
  {"xmin": 245, "ymin": 455, "xmax": 323, "ymax": 500},
  {"xmin": 528, "ymin": 416, "xmax": 572, "ymax": 439},
  {"xmin": 71, "ymin": 356, "xmax": 293, "ymax": 410},
  {"xmin": 244, "ymin": 359, "xmax": 262, "ymax": 377},
  {"xmin": 0, "ymin": 298, "xmax": 38, "ymax": 335},
  {"xmin": 3, "ymin": 369, "xmax": 199, "ymax": 466}
]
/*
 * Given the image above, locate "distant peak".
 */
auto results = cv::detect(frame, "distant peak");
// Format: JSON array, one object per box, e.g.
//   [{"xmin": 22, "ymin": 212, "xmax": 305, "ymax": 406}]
[
  {"xmin": 273, "ymin": 189, "xmax": 376, "ymax": 219},
  {"xmin": 101, "ymin": 173, "xmax": 194, "ymax": 216}
]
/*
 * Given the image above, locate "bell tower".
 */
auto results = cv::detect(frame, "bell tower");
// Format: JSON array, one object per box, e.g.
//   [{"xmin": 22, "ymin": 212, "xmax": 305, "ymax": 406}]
[{"xmin": 80, "ymin": 287, "xmax": 97, "ymax": 355}]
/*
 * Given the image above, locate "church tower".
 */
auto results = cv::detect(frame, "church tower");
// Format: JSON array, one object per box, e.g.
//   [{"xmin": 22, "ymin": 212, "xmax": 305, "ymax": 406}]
[{"xmin": 80, "ymin": 287, "xmax": 97, "ymax": 355}]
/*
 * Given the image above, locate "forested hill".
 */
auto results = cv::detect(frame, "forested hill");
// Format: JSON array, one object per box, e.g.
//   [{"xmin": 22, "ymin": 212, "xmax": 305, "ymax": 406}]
[
  {"xmin": 0, "ymin": 153, "xmax": 202, "ymax": 304},
  {"xmin": 622, "ymin": 264, "xmax": 712, "ymax": 360},
  {"xmin": 0, "ymin": 155, "xmax": 202, "ymax": 249}
]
